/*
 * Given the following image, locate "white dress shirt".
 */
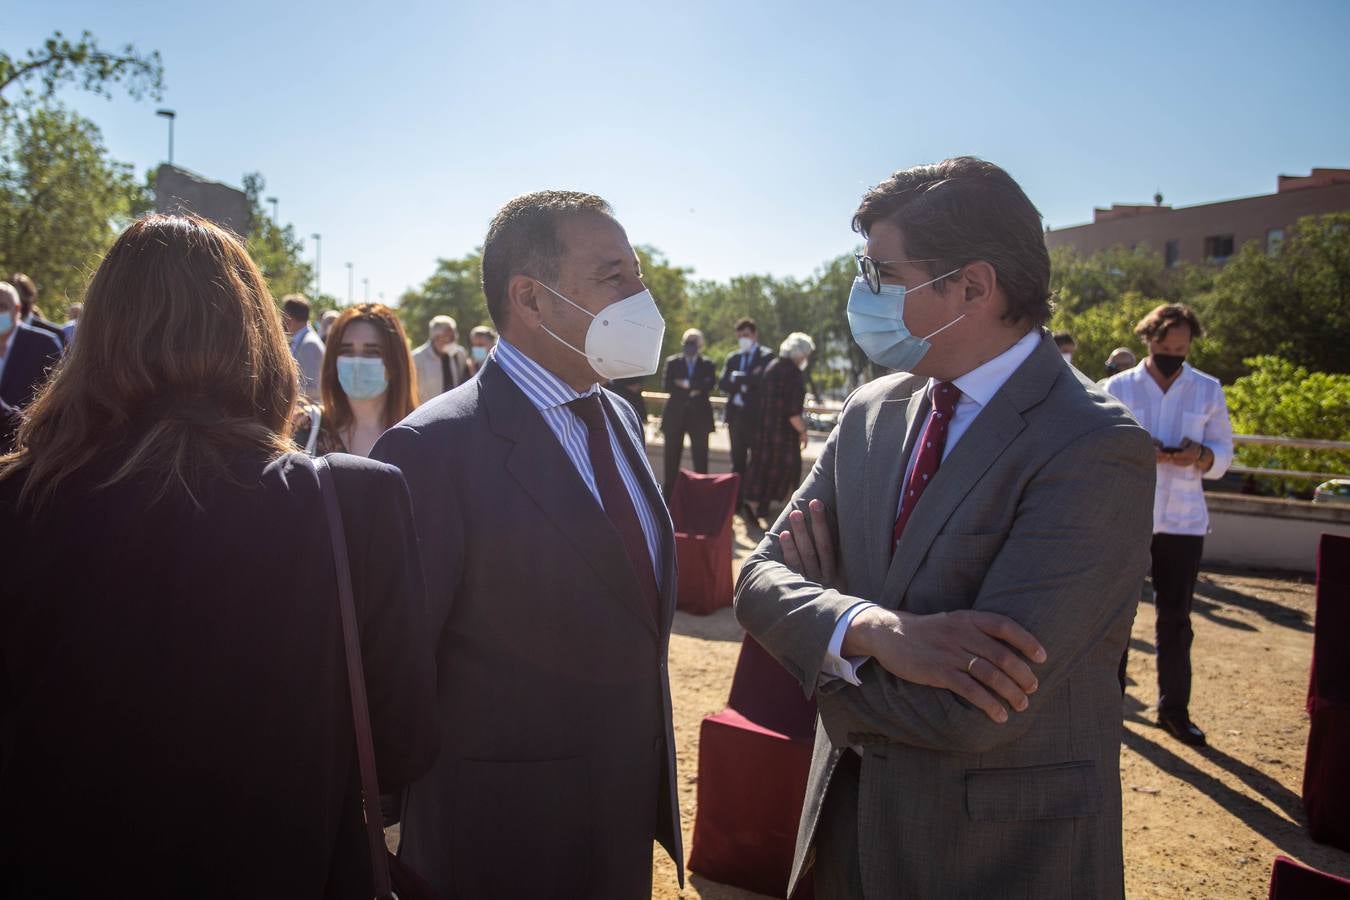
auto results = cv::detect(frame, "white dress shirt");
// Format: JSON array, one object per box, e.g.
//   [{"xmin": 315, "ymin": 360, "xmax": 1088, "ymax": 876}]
[
  {"xmin": 1105, "ymin": 361, "xmax": 1234, "ymax": 536},
  {"xmin": 493, "ymin": 337, "xmax": 664, "ymax": 580},
  {"xmin": 730, "ymin": 343, "xmax": 759, "ymax": 407},
  {"xmin": 820, "ymin": 329, "xmax": 1042, "ymax": 685}
]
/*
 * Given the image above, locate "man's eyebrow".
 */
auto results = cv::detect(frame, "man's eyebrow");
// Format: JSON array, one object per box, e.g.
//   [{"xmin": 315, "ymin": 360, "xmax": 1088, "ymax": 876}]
[{"xmin": 593, "ymin": 259, "xmax": 626, "ymax": 275}]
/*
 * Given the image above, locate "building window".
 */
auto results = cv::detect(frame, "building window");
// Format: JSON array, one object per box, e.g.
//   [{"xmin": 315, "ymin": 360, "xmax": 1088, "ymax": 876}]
[
  {"xmin": 1164, "ymin": 240, "xmax": 1180, "ymax": 268},
  {"xmin": 1266, "ymin": 228, "xmax": 1286, "ymax": 255},
  {"xmin": 1203, "ymin": 234, "xmax": 1235, "ymax": 263}
]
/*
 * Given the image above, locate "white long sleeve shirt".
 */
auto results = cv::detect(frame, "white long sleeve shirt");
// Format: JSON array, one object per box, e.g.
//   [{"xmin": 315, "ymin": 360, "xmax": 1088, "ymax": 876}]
[{"xmin": 1105, "ymin": 361, "xmax": 1234, "ymax": 536}]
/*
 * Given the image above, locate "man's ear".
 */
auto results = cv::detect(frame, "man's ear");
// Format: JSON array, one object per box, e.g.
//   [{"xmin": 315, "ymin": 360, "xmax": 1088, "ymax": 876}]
[
  {"xmin": 506, "ymin": 275, "xmax": 543, "ymax": 329},
  {"xmin": 961, "ymin": 260, "xmax": 997, "ymax": 308}
]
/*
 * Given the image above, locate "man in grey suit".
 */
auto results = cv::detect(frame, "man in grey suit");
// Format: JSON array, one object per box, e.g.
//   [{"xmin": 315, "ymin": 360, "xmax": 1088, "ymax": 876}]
[
  {"xmin": 280, "ymin": 294, "xmax": 325, "ymax": 399},
  {"xmin": 372, "ymin": 190, "xmax": 681, "ymax": 898},
  {"xmin": 735, "ymin": 157, "xmax": 1155, "ymax": 899}
]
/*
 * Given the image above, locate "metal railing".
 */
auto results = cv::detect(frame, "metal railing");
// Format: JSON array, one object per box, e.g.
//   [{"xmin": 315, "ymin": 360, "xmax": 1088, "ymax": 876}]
[{"xmin": 640, "ymin": 391, "xmax": 1349, "ymax": 483}]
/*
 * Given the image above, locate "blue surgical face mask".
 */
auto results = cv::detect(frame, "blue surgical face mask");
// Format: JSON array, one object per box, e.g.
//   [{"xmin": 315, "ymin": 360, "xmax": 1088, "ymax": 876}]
[
  {"xmin": 471, "ymin": 345, "xmax": 488, "ymax": 363},
  {"xmin": 846, "ymin": 269, "xmax": 962, "ymax": 372},
  {"xmin": 336, "ymin": 356, "xmax": 388, "ymax": 400},
  {"xmin": 0, "ymin": 312, "xmax": 12, "ymax": 334}
]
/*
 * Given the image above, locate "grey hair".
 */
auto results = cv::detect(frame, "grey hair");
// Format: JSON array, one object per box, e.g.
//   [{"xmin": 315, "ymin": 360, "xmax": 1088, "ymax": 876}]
[
  {"xmin": 681, "ymin": 328, "xmax": 704, "ymax": 345},
  {"xmin": 780, "ymin": 331, "xmax": 815, "ymax": 360},
  {"xmin": 429, "ymin": 314, "xmax": 457, "ymax": 336},
  {"xmin": 0, "ymin": 281, "xmax": 18, "ymax": 307}
]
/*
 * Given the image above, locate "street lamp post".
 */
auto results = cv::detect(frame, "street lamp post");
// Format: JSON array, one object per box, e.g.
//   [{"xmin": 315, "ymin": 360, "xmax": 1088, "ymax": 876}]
[
  {"xmin": 346, "ymin": 262, "xmax": 354, "ymax": 305},
  {"xmin": 362, "ymin": 277, "xmax": 370, "ymax": 302},
  {"xmin": 266, "ymin": 197, "xmax": 278, "ymax": 224},
  {"xmin": 311, "ymin": 233, "xmax": 322, "ymax": 299},
  {"xmin": 155, "ymin": 109, "xmax": 176, "ymax": 165}
]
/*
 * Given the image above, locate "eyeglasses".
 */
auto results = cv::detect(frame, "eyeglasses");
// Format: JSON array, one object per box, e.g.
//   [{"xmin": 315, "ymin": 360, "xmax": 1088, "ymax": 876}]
[{"xmin": 854, "ymin": 254, "xmax": 943, "ymax": 294}]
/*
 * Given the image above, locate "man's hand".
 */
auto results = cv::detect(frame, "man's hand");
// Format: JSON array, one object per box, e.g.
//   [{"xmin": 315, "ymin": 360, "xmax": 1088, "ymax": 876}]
[
  {"xmin": 675, "ymin": 378, "xmax": 691, "ymax": 390},
  {"xmin": 1167, "ymin": 437, "xmax": 1203, "ymax": 467},
  {"xmin": 777, "ymin": 498, "xmax": 1047, "ymax": 724},
  {"xmin": 844, "ymin": 607, "xmax": 1046, "ymax": 724},
  {"xmin": 778, "ymin": 498, "xmax": 837, "ymax": 587}
]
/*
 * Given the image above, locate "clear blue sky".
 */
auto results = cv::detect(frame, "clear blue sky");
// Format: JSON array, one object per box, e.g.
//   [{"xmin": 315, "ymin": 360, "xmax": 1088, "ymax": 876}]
[{"xmin": 12, "ymin": 0, "xmax": 1350, "ymax": 304}]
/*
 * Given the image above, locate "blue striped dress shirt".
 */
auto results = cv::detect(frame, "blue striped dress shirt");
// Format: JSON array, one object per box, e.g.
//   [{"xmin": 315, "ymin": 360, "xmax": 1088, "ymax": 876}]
[{"xmin": 492, "ymin": 338, "xmax": 664, "ymax": 580}]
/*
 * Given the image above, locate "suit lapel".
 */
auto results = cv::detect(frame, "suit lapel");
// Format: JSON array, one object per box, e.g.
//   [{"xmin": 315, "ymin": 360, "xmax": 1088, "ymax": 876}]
[
  {"xmin": 482, "ymin": 363, "xmax": 659, "ymax": 636},
  {"xmin": 862, "ymin": 383, "xmax": 925, "ymax": 594},
  {"xmin": 602, "ymin": 390, "xmax": 676, "ymax": 631},
  {"xmin": 879, "ymin": 332, "xmax": 1063, "ymax": 607}
]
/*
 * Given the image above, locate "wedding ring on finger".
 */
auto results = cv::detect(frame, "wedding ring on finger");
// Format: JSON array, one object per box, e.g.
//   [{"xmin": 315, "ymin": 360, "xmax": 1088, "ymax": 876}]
[{"xmin": 966, "ymin": 656, "xmax": 979, "ymax": 675}]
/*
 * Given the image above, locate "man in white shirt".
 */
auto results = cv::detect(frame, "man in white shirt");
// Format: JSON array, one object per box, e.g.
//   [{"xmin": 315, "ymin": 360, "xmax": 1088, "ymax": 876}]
[
  {"xmin": 735, "ymin": 156, "xmax": 1155, "ymax": 898},
  {"xmin": 1106, "ymin": 303, "xmax": 1233, "ymax": 746}
]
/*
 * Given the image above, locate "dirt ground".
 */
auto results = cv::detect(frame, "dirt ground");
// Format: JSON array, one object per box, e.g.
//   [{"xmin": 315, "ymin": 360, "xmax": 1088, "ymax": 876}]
[{"xmin": 645, "ymin": 522, "xmax": 1350, "ymax": 899}]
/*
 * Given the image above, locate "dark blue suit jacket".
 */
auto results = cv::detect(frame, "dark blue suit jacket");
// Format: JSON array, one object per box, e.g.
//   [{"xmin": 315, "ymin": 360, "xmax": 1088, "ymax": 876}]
[
  {"xmin": 371, "ymin": 358, "xmax": 682, "ymax": 898},
  {"xmin": 0, "ymin": 324, "xmax": 62, "ymax": 409}
]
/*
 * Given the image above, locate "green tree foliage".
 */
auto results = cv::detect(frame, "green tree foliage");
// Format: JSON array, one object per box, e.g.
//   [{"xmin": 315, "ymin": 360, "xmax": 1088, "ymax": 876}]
[
  {"xmin": 0, "ymin": 106, "xmax": 147, "ymax": 304},
  {"xmin": 0, "ymin": 31, "xmax": 164, "ymax": 306},
  {"xmin": 395, "ymin": 252, "xmax": 488, "ymax": 347},
  {"xmin": 241, "ymin": 172, "xmax": 314, "ymax": 301},
  {"xmin": 1225, "ymin": 356, "xmax": 1350, "ymax": 494},
  {"xmin": 0, "ymin": 30, "xmax": 164, "ymax": 112},
  {"xmin": 1049, "ymin": 245, "xmax": 1214, "ymax": 315},
  {"xmin": 1192, "ymin": 213, "xmax": 1350, "ymax": 383},
  {"xmin": 1049, "ymin": 291, "xmax": 1160, "ymax": 382}
]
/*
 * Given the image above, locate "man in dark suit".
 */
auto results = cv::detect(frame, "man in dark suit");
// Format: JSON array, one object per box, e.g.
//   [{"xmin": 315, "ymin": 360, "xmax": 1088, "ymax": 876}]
[
  {"xmin": 0, "ymin": 281, "xmax": 62, "ymax": 410},
  {"xmin": 8, "ymin": 273, "xmax": 65, "ymax": 349},
  {"xmin": 660, "ymin": 327, "xmax": 716, "ymax": 498},
  {"xmin": 372, "ymin": 190, "xmax": 682, "ymax": 899},
  {"xmin": 719, "ymin": 317, "xmax": 774, "ymax": 517}
]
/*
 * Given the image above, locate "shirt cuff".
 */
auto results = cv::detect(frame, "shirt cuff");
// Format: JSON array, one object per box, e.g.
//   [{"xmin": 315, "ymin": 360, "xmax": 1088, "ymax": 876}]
[{"xmin": 818, "ymin": 601, "xmax": 875, "ymax": 687}]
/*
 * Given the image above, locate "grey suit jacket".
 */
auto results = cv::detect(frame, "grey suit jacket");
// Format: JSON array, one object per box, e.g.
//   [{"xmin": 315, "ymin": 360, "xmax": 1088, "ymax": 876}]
[
  {"xmin": 371, "ymin": 359, "xmax": 682, "ymax": 899},
  {"xmin": 735, "ymin": 332, "xmax": 1154, "ymax": 899},
  {"xmin": 412, "ymin": 341, "xmax": 471, "ymax": 406},
  {"xmin": 293, "ymin": 326, "xmax": 325, "ymax": 399}
]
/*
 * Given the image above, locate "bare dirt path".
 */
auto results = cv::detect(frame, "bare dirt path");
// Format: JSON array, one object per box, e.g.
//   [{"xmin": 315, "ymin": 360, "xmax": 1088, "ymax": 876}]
[{"xmin": 649, "ymin": 523, "xmax": 1350, "ymax": 899}]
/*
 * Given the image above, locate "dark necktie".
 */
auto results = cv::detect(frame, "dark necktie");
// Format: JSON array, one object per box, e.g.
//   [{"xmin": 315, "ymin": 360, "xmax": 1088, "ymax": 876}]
[
  {"xmin": 566, "ymin": 394, "xmax": 660, "ymax": 618},
  {"xmin": 892, "ymin": 382, "xmax": 961, "ymax": 552},
  {"xmin": 440, "ymin": 351, "xmax": 453, "ymax": 392}
]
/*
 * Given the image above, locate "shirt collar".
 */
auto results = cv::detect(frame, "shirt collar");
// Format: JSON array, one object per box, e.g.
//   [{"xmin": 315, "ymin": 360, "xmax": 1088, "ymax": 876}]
[
  {"xmin": 290, "ymin": 325, "xmax": 308, "ymax": 352},
  {"xmin": 493, "ymin": 337, "xmax": 599, "ymax": 413},
  {"xmin": 940, "ymin": 328, "xmax": 1042, "ymax": 408}
]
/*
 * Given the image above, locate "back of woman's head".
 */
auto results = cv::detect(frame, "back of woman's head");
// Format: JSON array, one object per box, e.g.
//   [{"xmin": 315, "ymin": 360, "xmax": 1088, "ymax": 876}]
[{"xmin": 0, "ymin": 214, "xmax": 299, "ymax": 510}]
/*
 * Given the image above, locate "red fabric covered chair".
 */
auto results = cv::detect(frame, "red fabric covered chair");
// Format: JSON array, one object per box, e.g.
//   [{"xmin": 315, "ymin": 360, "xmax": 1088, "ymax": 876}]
[
  {"xmin": 689, "ymin": 635, "xmax": 817, "ymax": 899},
  {"xmin": 670, "ymin": 470, "xmax": 740, "ymax": 615},
  {"xmin": 1304, "ymin": 533, "xmax": 1350, "ymax": 852},
  {"xmin": 1268, "ymin": 855, "xmax": 1350, "ymax": 899}
]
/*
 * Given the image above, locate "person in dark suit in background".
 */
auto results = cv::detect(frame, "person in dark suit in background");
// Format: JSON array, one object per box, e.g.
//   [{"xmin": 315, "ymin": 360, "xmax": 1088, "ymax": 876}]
[
  {"xmin": 0, "ymin": 214, "xmax": 438, "ymax": 898},
  {"xmin": 660, "ymin": 327, "xmax": 716, "ymax": 498},
  {"xmin": 0, "ymin": 281, "xmax": 62, "ymax": 410},
  {"xmin": 719, "ymin": 316, "xmax": 774, "ymax": 520},
  {"xmin": 372, "ymin": 190, "xmax": 683, "ymax": 899},
  {"xmin": 7, "ymin": 274, "xmax": 65, "ymax": 350}
]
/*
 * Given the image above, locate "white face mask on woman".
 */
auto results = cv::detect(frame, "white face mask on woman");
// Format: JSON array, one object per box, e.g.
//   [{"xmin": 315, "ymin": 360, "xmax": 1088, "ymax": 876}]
[{"xmin": 533, "ymin": 280, "xmax": 666, "ymax": 380}]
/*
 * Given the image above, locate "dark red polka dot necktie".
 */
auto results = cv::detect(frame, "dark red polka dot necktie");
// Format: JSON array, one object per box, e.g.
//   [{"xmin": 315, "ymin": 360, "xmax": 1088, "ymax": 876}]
[{"xmin": 892, "ymin": 382, "xmax": 961, "ymax": 553}]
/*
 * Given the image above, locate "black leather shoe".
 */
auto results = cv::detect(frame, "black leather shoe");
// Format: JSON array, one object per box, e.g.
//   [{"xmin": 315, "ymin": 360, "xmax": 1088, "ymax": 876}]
[{"xmin": 1158, "ymin": 714, "xmax": 1207, "ymax": 747}]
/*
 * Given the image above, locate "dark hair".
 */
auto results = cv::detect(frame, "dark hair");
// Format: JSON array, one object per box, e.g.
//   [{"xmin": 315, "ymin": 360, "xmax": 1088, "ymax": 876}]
[
  {"xmin": 0, "ymin": 215, "xmax": 298, "ymax": 510},
  {"xmin": 281, "ymin": 293, "xmax": 311, "ymax": 322},
  {"xmin": 852, "ymin": 156, "xmax": 1052, "ymax": 327},
  {"xmin": 734, "ymin": 317, "xmax": 757, "ymax": 334},
  {"xmin": 481, "ymin": 191, "xmax": 613, "ymax": 327},
  {"xmin": 1053, "ymin": 331, "xmax": 1075, "ymax": 348},
  {"xmin": 9, "ymin": 273, "xmax": 37, "ymax": 314},
  {"xmin": 1135, "ymin": 303, "xmax": 1203, "ymax": 342}
]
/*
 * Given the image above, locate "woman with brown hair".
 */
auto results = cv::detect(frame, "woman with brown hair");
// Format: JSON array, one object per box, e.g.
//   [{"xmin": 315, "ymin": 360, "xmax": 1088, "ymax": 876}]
[
  {"xmin": 0, "ymin": 215, "xmax": 437, "ymax": 898},
  {"xmin": 296, "ymin": 303, "xmax": 417, "ymax": 457}
]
